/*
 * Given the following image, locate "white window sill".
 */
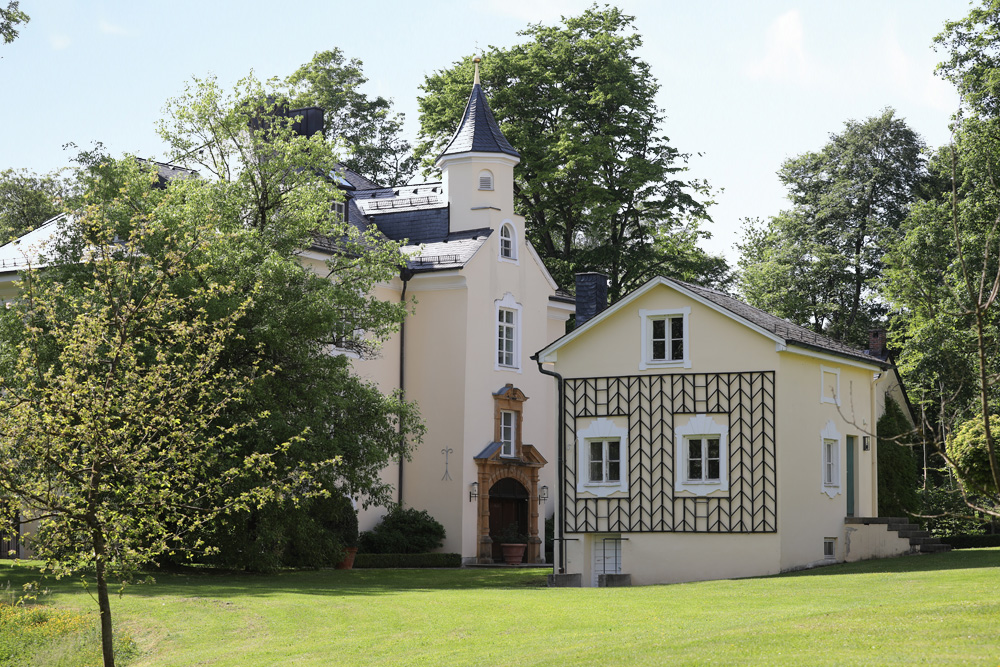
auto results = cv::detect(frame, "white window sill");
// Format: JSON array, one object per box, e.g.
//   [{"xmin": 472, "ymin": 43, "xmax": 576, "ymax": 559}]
[{"xmin": 640, "ymin": 358, "xmax": 691, "ymax": 371}]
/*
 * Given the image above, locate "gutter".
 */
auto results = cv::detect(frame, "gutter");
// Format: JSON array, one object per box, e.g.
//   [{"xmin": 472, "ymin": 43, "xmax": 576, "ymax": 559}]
[{"xmin": 532, "ymin": 352, "xmax": 566, "ymax": 574}]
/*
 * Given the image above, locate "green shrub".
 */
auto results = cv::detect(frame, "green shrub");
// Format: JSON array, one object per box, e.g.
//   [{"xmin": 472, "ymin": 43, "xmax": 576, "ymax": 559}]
[
  {"xmin": 284, "ymin": 494, "xmax": 358, "ymax": 568},
  {"xmin": 946, "ymin": 534, "xmax": 1000, "ymax": 549},
  {"xmin": 359, "ymin": 506, "xmax": 446, "ymax": 554},
  {"xmin": 947, "ymin": 414, "xmax": 1000, "ymax": 495},
  {"xmin": 353, "ymin": 552, "xmax": 461, "ymax": 568},
  {"xmin": 877, "ymin": 396, "xmax": 921, "ymax": 517}
]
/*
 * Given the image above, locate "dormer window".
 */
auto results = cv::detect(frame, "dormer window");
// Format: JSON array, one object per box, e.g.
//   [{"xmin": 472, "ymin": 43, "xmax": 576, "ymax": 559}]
[
  {"xmin": 499, "ymin": 221, "xmax": 518, "ymax": 263},
  {"xmin": 479, "ymin": 170, "xmax": 494, "ymax": 191},
  {"xmin": 333, "ymin": 200, "xmax": 346, "ymax": 223}
]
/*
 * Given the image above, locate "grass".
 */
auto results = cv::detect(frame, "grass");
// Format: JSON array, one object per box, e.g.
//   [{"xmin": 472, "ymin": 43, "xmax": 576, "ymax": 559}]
[{"xmin": 1, "ymin": 549, "xmax": 998, "ymax": 666}]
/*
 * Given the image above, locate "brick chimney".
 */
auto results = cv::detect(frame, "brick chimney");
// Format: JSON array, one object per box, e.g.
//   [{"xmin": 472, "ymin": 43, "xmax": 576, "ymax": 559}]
[
  {"xmin": 868, "ymin": 328, "xmax": 887, "ymax": 359},
  {"xmin": 575, "ymin": 273, "xmax": 608, "ymax": 327}
]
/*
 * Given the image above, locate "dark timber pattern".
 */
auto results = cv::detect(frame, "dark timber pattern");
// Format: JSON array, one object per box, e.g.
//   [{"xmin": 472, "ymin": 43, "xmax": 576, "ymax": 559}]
[{"xmin": 563, "ymin": 372, "xmax": 777, "ymax": 534}]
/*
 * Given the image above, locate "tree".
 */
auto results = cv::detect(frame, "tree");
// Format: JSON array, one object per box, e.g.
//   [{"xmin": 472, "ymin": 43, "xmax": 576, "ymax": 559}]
[
  {"xmin": 415, "ymin": 6, "xmax": 727, "ymax": 300},
  {"xmin": 877, "ymin": 396, "xmax": 921, "ymax": 518},
  {"xmin": 0, "ymin": 1, "xmax": 28, "ymax": 44},
  {"xmin": 738, "ymin": 109, "xmax": 926, "ymax": 346},
  {"xmin": 0, "ymin": 168, "xmax": 74, "ymax": 243},
  {"xmin": 156, "ymin": 75, "xmax": 423, "ymax": 570},
  {"xmin": 880, "ymin": 1, "xmax": 1000, "ymax": 514},
  {"xmin": 285, "ymin": 49, "xmax": 418, "ymax": 187},
  {"xmin": 0, "ymin": 159, "xmax": 305, "ymax": 667}
]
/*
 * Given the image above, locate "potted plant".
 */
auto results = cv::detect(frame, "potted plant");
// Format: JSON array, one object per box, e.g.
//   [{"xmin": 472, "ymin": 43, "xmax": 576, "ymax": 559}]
[{"xmin": 498, "ymin": 522, "xmax": 529, "ymax": 565}]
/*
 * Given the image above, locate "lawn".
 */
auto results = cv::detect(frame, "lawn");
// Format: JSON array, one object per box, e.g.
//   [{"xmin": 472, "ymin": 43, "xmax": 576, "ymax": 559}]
[{"xmin": 2, "ymin": 549, "xmax": 999, "ymax": 666}]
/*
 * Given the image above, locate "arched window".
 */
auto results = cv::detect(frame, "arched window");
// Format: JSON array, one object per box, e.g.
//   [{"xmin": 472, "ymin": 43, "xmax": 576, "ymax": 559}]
[
  {"xmin": 499, "ymin": 222, "xmax": 517, "ymax": 261},
  {"xmin": 479, "ymin": 169, "xmax": 494, "ymax": 191}
]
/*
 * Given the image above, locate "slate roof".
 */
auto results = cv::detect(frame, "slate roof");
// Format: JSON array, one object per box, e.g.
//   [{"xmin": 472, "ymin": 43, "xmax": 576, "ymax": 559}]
[
  {"xmin": 670, "ymin": 278, "xmax": 885, "ymax": 365},
  {"xmin": 438, "ymin": 83, "xmax": 520, "ymax": 160},
  {"xmin": 402, "ymin": 228, "xmax": 491, "ymax": 273}
]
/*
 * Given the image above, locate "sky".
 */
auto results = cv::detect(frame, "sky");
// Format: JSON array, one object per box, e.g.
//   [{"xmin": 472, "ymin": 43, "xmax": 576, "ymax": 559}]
[{"xmin": 0, "ymin": 0, "xmax": 976, "ymax": 263}]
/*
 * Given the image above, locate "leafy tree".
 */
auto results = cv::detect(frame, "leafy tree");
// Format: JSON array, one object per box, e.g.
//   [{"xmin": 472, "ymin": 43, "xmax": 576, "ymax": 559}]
[
  {"xmin": 415, "ymin": 6, "xmax": 727, "ymax": 300},
  {"xmin": 0, "ymin": 158, "xmax": 309, "ymax": 667},
  {"xmin": 877, "ymin": 396, "xmax": 921, "ymax": 518},
  {"xmin": 881, "ymin": 2, "xmax": 1000, "ymax": 514},
  {"xmin": 0, "ymin": 1, "xmax": 28, "ymax": 44},
  {"xmin": 285, "ymin": 49, "xmax": 417, "ymax": 187},
  {"xmin": 157, "ymin": 75, "xmax": 423, "ymax": 570},
  {"xmin": 738, "ymin": 109, "xmax": 926, "ymax": 346},
  {"xmin": 0, "ymin": 169, "xmax": 74, "ymax": 243}
]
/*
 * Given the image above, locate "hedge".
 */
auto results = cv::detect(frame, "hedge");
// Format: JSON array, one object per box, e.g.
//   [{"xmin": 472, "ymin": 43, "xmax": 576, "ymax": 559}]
[
  {"xmin": 353, "ymin": 553, "xmax": 462, "ymax": 569},
  {"xmin": 944, "ymin": 534, "xmax": 1000, "ymax": 550}
]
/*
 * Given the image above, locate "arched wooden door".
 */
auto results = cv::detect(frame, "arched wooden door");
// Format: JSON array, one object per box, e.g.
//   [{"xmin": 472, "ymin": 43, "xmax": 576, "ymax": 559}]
[{"xmin": 488, "ymin": 478, "xmax": 529, "ymax": 562}]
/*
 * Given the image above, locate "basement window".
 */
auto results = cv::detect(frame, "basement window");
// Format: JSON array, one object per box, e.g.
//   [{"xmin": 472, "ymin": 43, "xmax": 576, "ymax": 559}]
[{"xmin": 823, "ymin": 538, "xmax": 836, "ymax": 559}]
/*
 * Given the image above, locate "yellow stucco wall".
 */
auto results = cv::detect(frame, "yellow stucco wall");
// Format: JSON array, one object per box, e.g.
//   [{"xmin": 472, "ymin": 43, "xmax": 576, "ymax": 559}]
[{"xmin": 548, "ymin": 280, "xmax": 886, "ymax": 585}]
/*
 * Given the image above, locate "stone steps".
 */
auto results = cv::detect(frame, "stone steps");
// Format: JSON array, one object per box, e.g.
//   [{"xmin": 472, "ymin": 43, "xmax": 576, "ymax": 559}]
[{"xmin": 845, "ymin": 517, "xmax": 952, "ymax": 554}]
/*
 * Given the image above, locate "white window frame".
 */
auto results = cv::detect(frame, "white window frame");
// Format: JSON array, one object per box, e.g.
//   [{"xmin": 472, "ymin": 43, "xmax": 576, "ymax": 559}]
[
  {"xmin": 639, "ymin": 307, "xmax": 691, "ymax": 370},
  {"xmin": 821, "ymin": 420, "xmax": 841, "ymax": 498},
  {"xmin": 674, "ymin": 414, "xmax": 729, "ymax": 495},
  {"xmin": 820, "ymin": 365, "xmax": 841, "ymax": 406},
  {"xmin": 823, "ymin": 537, "xmax": 836, "ymax": 560},
  {"xmin": 500, "ymin": 410, "xmax": 516, "ymax": 457},
  {"xmin": 479, "ymin": 169, "xmax": 494, "ymax": 191},
  {"xmin": 332, "ymin": 200, "xmax": 346, "ymax": 222},
  {"xmin": 495, "ymin": 292, "xmax": 522, "ymax": 372},
  {"xmin": 577, "ymin": 418, "xmax": 629, "ymax": 497},
  {"xmin": 684, "ymin": 435, "xmax": 722, "ymax": 483},
  {"xmin": 587, "ymin": 438, "xmax": 622, "ymax": 484},
  {"xmin": 498, "ymin": 220, "xmax": 518, "ymax": 264}
]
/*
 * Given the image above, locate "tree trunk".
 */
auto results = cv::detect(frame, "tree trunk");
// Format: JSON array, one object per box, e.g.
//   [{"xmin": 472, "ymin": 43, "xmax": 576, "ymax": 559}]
[{"xmin": 92, "ymin": 527, "xmax": 116, "ymax": 667}]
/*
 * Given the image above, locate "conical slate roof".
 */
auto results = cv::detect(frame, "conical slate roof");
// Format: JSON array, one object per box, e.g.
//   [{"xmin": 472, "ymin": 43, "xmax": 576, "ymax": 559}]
[{"xmin": 438, "ymin": 82, "xmax": 520, "ymax": 160}]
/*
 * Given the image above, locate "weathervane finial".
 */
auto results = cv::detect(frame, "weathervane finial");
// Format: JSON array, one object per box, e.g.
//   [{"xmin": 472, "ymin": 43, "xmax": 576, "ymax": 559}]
[{"xmin": 473, "ymin": 57, "xmax": 481, "ymax": 86}]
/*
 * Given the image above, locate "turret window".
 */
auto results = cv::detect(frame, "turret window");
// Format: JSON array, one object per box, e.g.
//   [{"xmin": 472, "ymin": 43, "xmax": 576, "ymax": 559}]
[
  {"xmin": 479, "ymin": 170, "xmax": 494, "ymax": 191},
  {"xmin": 499, "ymin": 221, "xmax": 518, "ymax": 262}
]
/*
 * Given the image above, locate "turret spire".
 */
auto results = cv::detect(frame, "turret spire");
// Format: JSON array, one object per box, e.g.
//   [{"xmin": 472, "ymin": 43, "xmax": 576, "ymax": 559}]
[{"xmin": 436, "ymin": 56, "xmax": 520, "ymax": 162}]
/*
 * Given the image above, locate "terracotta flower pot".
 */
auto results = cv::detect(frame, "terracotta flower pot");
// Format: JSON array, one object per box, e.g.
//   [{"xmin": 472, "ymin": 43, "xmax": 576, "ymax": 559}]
[
  {"xmin": 336, "ymin": 546, "xmax": 358, "ymax": 570},
  {"xmin": 501, "ymin": 543, "xmax": 527, "ymax": 565}
]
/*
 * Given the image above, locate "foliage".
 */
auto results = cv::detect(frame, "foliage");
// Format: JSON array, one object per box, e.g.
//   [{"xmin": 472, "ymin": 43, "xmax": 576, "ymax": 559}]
[
  {"xmin": 415, "ymin": 6, "xmax": 728, "ymax": 299},
  {"xmin": 947, "ymin": 414, "xmax": 1000, "ymax": 495},
  {"xmin": 877, "ymin": 396, "xmax": 921, "ymax": 518},
  {"xmin": 285, "ymin": 49, "xmax": 417, "ymax": 187},
  {"xmin": 0, "ymin": 602, "xmax": 137, "ymax": 666},
  {"xmin": 497, "ymin": 521, "xmax": 529, "ymax": 544},
  {"xmin": 944, "ymin": 533, "xmax": 1000, "ymax": 548},
  {"xmin": 917, "ymin": 475, "xmax": 993, "ymax": 538},
  {"xmin": 738, "ymin": 109, "xmax": 926, "ymax": 346},
  {"xmin": 0, "ymin": 168, "xmax": 75, "ymax": 243},
  {"xmin": 353, "ymin": 552, "xmax": 462, "ymax": 568},
  {"xmin": 155, "ymin": 74, "xmax": 424, "ymax": 570},
  {"xmin": 0, "ymin": 1, "xmax": 28, "ymax": 45},
  {"xmin": 0, "ymin": 157, "xmax": 312, "ymax": 666},
  {"xmin": 358, "ymin": 506, "xmax": 446, "ymax": 554}
]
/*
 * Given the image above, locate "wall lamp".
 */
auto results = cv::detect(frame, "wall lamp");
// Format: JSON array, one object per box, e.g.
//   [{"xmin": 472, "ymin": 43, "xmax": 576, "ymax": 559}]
[
  {"xmin": 469, "ymin": 482, "xmax": 479, "ymax": 502},
  {"xmin": 539, "ymin": 485, "xmax": 549, "ymax": 505},
  {"xmin": 863, "ymin": 436, "xmax": 871, "ymax": 452}
]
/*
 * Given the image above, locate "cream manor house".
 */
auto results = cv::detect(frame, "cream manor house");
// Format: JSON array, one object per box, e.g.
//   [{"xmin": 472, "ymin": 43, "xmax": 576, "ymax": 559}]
[{"xmin": 0, "ymin": 67, "xmax": 939, "ymax": 583}]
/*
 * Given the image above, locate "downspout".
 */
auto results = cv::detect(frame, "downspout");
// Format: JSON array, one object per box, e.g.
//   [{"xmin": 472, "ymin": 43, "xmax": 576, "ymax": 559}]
[
  {"xmin": 533, "ymin": 353, "xmax": 566, "ymax": 574},
  {"xmin": 398, "ymin": 268, "xmax": 413, "ymax": 505}
]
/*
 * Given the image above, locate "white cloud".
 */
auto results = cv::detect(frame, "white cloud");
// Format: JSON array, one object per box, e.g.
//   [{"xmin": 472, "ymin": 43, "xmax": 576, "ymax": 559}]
[
  {"xmin": 99, "ymin": 20, "xmax": 129, "ymax": 36},
  {"xmin": 745, "ymin": 10, "xmax": 813, "ymax": 84},
  {"xmin": 48, "ymin": 33, "xmax": 71, "ymax": 50}
]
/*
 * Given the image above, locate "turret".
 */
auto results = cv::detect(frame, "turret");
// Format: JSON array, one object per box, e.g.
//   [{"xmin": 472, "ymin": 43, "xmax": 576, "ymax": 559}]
[{"xmin": 435, "ymin": 58, "xmax": 520, "ymax": 232}]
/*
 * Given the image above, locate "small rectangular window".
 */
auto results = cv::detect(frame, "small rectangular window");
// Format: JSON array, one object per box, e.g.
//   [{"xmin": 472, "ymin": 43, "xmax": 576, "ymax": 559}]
[
  {"xmin": 686, "ymin": 435, "xmax": 721, "ymax": 482},
  {"xmin": 823, "ymin": 439, "xmax": 837, "ymax": 485},
  {"xmin": 588, "ymin": 439, "xmax": 621, "ymax": 483},
  {"xmin": 498, "ymin": 308, "xmax": 516, "ymax": 367},
  {"xmin": 501, "ymin": 411, "xmax": 515, "ymax": 457},
  {"xmin": 651, "ymin": 316, "xmax": 683, "ymax": 361},
  {"xmin": 333, "ymin": 200, "xmax": 346, "ymax": 222},
  {"xmin": 823, "ymin": 538, "xmax": 836, "ymax": 559}
]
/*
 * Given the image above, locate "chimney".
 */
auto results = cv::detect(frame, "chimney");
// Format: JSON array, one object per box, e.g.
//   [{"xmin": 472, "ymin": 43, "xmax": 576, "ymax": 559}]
[
  {"xmin": 868, "ymin": 328, "xmax": 887, "ymax": 359},
  {"xmin": 575, "ymin": 273, "xmax": 608, "ymax": 327}
]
